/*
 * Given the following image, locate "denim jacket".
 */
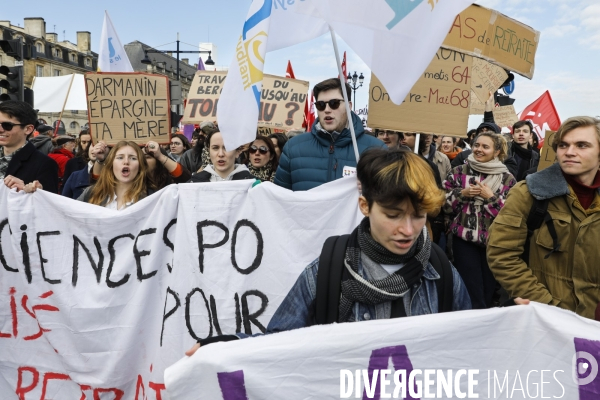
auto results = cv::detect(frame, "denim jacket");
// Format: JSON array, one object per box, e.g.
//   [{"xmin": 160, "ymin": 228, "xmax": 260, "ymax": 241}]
[{"xmin": 237, "ymin": 254, "xmax": 471, "ymax": 338}]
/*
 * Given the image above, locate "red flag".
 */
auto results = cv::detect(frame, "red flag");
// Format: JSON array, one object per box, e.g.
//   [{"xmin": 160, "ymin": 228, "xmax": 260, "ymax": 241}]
[
  {"xmin": 341, "ymin": 51, "xmax": 347, "ymax": 79},
  {"xmin": 518, "ymin": 91, "xmax": 561, "ymax": 148},
  {"xmin": 286, "ymin": 61, "xmax": 295, "ymax": 79},
  {"xmin": 303, "ymin": 91, "xmax": 316, "ymax": 131}
]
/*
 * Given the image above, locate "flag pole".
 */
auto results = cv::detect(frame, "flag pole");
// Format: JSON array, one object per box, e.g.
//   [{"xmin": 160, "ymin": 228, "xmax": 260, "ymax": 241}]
[
  {"xmin": 329, "ymin": 27, "xmax": 359, "ymax": 163},
  {"xmin": 54, "ymin": 74, "xmax": 75, "ymax": 136}
]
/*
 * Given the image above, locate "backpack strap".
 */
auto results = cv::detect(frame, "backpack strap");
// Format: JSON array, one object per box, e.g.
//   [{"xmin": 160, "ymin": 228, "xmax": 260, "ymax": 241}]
[
  {"xmin": 428, "ymin": 242, "xmax": 454, "ymax": 313},
  {"xmin": 315, "ymin": 235, "xmax": 350, "ymax": 325},
  {"xmin": 523, "ymin": 198, "xmax": 558, "ymax": 262}
]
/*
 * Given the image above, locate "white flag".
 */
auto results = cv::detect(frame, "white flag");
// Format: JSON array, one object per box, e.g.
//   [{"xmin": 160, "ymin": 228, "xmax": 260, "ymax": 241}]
[
  {"xmin": 218, "ymin": 0, "xmax": 328, "ymax": 151},
  {"xmin": 98, "ymin": 11, "xmax": 133, "ymax": 72},
  {"xmin": 296, "ymin": 0, "xmax": 473, "ymax": 104}
]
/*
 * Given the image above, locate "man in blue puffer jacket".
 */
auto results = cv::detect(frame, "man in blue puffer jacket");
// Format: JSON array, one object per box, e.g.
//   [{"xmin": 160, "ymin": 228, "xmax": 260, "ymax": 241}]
[{"xmin": 274, "ymin": 78, "xmax": 386, "ymax": 191}]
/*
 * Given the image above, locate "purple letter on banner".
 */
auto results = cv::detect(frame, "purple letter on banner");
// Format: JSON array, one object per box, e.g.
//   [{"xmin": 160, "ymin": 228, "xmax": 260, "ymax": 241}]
[
  {"xmin": 575, "ymin": 337, "xmax": 600, "ymax": 400},
  {"xmin": 218, "ymin": 370, "xmax": 249, "ymax": 400},
  {"xmin": 363, "ymin": 345, "xmax": 419, "ymax": 400}
]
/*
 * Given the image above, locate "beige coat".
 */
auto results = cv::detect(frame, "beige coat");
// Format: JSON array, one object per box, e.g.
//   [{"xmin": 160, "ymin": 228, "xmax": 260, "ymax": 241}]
[{"xmin": 487, "ymin": 164, "xmax": 600, "ymax": 319}]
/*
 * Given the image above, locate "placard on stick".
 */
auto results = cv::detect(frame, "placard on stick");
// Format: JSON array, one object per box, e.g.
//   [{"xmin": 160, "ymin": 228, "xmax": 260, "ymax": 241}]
[
  {"xmin": 368, "ymin": 48, "xmax": 472, "ymax": 137},
  {"xmin": 492, "ymin": 105, "xmax": 519, "ymax": 128},
  {"xmin": 85, "ymin": 72, "xmax": 171, "ymax": 145},
  {"xmin": 182, "ymin": 71, "xmax": 309, "ymax": 131},
  {"xmin": 538, "ymin": 131, "xmax": 557, "ymax": 171},
  {"xmin": 443, "ymin": 4, "xmax": 539, "ymax": 79}
]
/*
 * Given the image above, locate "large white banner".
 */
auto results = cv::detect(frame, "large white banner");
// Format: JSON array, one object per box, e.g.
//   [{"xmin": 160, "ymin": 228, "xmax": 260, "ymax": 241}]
[
  {"xmin": 165, "ymin": 303, "xmax": 600, "ymax": 399},
  {"xmin": 0, "ymin": 178, "xmax": 362, "ymax": 399}
]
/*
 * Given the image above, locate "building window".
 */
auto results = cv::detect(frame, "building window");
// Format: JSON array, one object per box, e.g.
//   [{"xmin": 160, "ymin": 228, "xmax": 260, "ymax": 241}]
[
  {"xmin": 55, "ymin": 49, "xmax": 61, "ymax": 58},
  {"xmin": 54, "ymin": 70, "xmax": 61, "ymax": 76},
  {"xmin": 70, "ymin": 121, "xmax": 79, "ymax": 130},
  {"xmin": 71, "ymin": 110, "xmax": 78, "ymax": 115},
  {"xmin": 36, "ymin": 65, "xmax": 44, "ymax": 77},
  {"xmin": 71, "ymin": 54, "xmax": 76, "ymax": 62},
  {"xmin": 36, "ymin": 43, "xmax": 43, "ymax": 53},
  {"xmin": 85, "ymin": 58, "xmax": 91, "ymax": 67}
]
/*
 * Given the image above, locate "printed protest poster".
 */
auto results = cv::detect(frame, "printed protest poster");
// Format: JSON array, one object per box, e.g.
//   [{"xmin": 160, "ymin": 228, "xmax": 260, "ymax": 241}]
[
  {"xmin": 471, "ymin": 58, "xmax": 508, "ymax": 103},
  {"xmin": 182, "ymin": 71, "xmax": 309, "ymax": 131},
  {"xmin": 0, "ymin": 178, "xmax": 362, "ymax": 398},
  {"xmin": 492, "ymin": 105, "xmax": 519, "ymax": 128},
  {"xmin": 368, "ymin": 48, "xmax": 472, "ymax": 137},
  {"xmin": 538, "ymin": 130, "xmax": 557, "ymax": 171},
  {"xmin": 443, "ymin": 4, "xmax": 539, "ymax": 79},
  {"xmin": 85, "ymin": 72, "xmax": 171, "ymax": 145}
]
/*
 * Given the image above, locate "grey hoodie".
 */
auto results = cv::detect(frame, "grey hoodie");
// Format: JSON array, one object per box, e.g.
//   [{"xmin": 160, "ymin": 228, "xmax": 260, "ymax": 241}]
[{"xmin": 29, "ymin": 136, "xmax": 53, "ymax": 155}]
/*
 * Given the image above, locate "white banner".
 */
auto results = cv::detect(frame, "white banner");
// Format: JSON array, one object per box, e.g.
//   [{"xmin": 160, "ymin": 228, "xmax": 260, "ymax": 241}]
[
  {"xmin": 31, "ymin": 74, "xmax": 88, "ymax": 112},
  {"xmin": 0, "ymin": 178, "xmax": 362, "ymax": 399},
  {"xmin": 165, "ymin": 303, "xmax": 600, "ymax": 399}
]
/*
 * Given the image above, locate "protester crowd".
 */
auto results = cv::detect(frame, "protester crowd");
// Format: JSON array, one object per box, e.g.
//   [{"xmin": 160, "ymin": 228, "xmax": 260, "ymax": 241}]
[{"xmin": 1, "ymin": 74, "xmax": 599, "ymax": 357}]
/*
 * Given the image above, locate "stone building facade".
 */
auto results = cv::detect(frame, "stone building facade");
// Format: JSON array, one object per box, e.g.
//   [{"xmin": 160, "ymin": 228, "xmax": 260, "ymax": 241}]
[{"xmin": 0, "ymin": 17, "xmax": 97, "ymax": 135}]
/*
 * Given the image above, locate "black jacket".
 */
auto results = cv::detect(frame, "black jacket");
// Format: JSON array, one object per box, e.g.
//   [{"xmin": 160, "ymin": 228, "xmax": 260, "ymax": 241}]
[{"xmin": 7, "ymin": 141, "xmax": 59, "ymax": 193}]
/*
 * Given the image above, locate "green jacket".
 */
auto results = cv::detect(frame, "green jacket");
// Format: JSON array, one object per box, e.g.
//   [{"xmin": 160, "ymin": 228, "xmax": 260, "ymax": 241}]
[{"xmin": 487, "ymin": 163, "xmax": 600, "ymax": 319}]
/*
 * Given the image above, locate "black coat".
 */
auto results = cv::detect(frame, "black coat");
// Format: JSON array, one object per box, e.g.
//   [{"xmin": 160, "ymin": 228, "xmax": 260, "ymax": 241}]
[{"xmin": 7, "ymin": 141, "xmax": 59, "ymax": 193}]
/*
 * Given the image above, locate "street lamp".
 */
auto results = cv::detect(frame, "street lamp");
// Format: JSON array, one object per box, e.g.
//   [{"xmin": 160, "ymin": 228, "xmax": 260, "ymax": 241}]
[
  {"xmin": 346, "ymin": 71, "xmax": 364, "ymax": 111},
  {"xmin": 140, "ymin": 33, "xmax": 215, "ymax": 82}
]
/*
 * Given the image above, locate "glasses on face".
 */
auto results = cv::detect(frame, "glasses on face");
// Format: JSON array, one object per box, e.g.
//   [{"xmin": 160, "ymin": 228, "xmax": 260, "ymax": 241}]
[
  {"xmin": 249, "ymin": 145, "xmax": 269, "ymax": 155},
  {"xmin": 0, "ymin": 122, "xmax": 27, "ymax": 131},
  {"xmin": 314, "ymin": 99, "xmax": 344, "ymax": 111},
  {"xmin": 377, "ymin": 131, "xmax": 396, "ymax": 137},
  {"xmin": 170, "ymin": 142, "xmax": 182, "ymax": 146}
]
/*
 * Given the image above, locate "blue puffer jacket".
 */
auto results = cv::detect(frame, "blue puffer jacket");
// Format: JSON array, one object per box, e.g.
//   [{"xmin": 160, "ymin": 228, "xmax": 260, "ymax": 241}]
[{"xmin": 274, "ymin": 112, "xmax": 386, "ymax": 191}]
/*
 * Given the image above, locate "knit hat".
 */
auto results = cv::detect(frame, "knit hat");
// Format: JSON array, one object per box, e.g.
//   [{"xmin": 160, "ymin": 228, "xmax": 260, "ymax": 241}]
[
  {"xmin": 56, "ymin": 135, "xmax": 76, "ymax": 146},
  {"xmin": 477, "ymin": 122, "xmax": 501, "ymax": 134}
]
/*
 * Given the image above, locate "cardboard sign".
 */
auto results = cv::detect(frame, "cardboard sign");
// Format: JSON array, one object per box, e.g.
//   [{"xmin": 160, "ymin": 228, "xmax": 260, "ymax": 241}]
[
  {"xmin": 470, "ymin": 90, "xmax": 485, "ymax": 115},
  {"xmin": 538, "ymin": 130, "xmax": 557, "ymax": 171},
  {"xmin": 368, "ymin": 48, "xmax": 472, "ymax": 138},
  {"xmin": 85, "ymin": 72, "xmax": 171, "ymax": 145},
  {"xmin": 442, "ymin": 4, "xmax": 539, "ymax": 79},
  {"xmin": 182, "ymin": 71, "xmax": 309, "ymax": 131},
  {"xmin": 471, "ymin": 58, "xmax": 508, "ymax": 103},
  {"xmin": 492, "ymin": 105, "xmax": 519, "ymax": 128}
]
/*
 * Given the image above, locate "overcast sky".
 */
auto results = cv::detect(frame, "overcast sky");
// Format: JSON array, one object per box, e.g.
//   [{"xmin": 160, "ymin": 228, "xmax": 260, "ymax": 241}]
[{"xmin": 5, "ymin": 0, "xmax": 600, "ymax": 129}]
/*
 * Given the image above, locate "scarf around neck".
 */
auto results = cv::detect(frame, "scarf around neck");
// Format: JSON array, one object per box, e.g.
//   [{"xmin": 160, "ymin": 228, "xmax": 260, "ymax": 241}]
[
  {"xmin": 248, "ymin": 161, "xmax": 274, "ymax": 182},
  {"xmin": 467, "ymin": 154, "xmax": 508, "ymax": 205},
  {"xmin": 338, "ymin": 217, "xmax": 431, "ymax": 322}
]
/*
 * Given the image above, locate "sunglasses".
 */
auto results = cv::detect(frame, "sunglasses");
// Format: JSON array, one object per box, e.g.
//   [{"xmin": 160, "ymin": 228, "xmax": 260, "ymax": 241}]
[
  {"xmin": 249, "ymin": 145, "xmax": 269, "ymax": 155},
  {"xmin": 1, "ymin": 122, "xmax": 27, "ymax": 131},
  {"xmin": 314, "ymin": 99, "xmax": 344, "ymax": 111}
]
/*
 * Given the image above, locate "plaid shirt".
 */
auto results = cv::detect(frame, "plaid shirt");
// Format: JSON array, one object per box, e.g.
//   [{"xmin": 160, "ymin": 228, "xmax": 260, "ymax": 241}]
[{"xmin": 0, "ymin": 143, "xmax": 27, "ymax": 180}]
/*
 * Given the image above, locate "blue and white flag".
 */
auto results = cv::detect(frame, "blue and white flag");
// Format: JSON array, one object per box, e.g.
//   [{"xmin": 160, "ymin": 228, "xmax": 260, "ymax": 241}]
[
  {"xmin": 296, "ymin": 0, "xmax": 473, "ymax": 104},
  {"xmin": 218, "ymin": 0, "xmax": 328, "ymax": 151},
  {"xmin": 98, "ymin": 11, "xmax": 133, "ymax": 72}
]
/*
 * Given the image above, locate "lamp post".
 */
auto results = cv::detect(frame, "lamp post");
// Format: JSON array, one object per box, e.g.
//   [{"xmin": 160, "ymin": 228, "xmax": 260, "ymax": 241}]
[
  {"xmin": 140, "ymin": 33, "xmax": 215, "ymax": 81},
  {"xmin": 346, "ymin": 71, "xmax": 364, "ymax": 111}
]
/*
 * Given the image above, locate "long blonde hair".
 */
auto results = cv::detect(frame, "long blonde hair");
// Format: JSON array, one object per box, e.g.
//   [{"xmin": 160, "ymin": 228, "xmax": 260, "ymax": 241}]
[{"xmin": 88, "ymin": 141, "xmax": 148, "ymax": 206}]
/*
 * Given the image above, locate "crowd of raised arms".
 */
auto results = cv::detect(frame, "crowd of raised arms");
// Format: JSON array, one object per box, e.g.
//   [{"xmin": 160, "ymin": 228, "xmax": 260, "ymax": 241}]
[{"xmin": 1, "ymin": 77, "xmax": 599, "ymax": 357}]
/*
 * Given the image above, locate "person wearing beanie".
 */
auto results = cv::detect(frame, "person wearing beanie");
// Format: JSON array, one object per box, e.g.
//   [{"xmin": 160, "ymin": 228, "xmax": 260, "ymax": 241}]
[{"xmin": 48, "ymin": 135, "xmax": 76, "ymax": 191}]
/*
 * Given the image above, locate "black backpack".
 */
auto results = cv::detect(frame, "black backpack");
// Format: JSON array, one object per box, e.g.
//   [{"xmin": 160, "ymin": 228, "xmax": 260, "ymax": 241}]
[
  {"xmin": 314, "ymin": 235, "xmax": 454, "ymax": 325},
  {"xmin": 523, "ymin": 198, "xmax": 560, "ymax": 262}
]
